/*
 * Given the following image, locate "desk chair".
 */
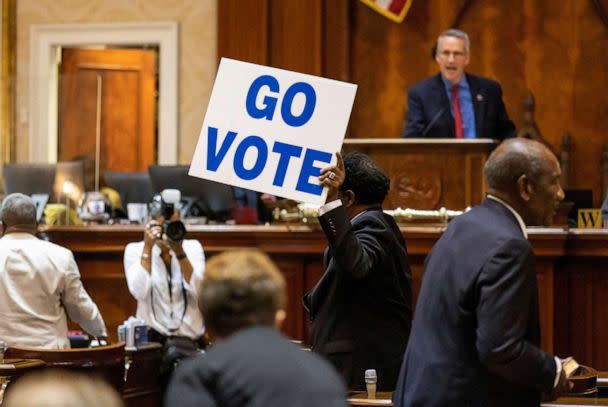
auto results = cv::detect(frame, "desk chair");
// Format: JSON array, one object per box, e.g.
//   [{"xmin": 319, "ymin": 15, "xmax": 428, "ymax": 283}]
[
  {"xmin": 103, "ymin": 171, "xmax": 154, "ymax": 207},
  {"xmin": 3, "ymin": 161, "xmax": 85, "ymax": 204},
  {"xmin": 5, "ymin": 343, "xmax": 126, "ymax": 392},
  {"xmin": 3, "ymin": 163, "xmax": 57, "ymax": 199}
]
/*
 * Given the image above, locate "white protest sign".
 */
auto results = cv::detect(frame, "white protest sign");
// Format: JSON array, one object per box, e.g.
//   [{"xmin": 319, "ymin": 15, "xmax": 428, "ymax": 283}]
[{"xmin": 189, "ymin": 58, "xmax": 357, "ymax": 205}]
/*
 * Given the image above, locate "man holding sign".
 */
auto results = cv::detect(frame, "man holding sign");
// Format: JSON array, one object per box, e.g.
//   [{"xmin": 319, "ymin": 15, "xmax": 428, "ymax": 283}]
[
  {"xmin": 304, "ymin": 152, "xmax": 412, "ymax": 391},
  {"xmin": 189, "ymin": 58, "xmax": 357, "ymax": 206},
  {"xmin": 190, "ymin": 59, "xmax": 409, "ymax": 390}
]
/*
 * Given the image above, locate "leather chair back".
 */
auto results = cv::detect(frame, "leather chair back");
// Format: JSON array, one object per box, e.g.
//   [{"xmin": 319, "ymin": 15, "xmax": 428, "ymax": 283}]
[{"xmin": 5, "ymin": 343, "xmax": 126, "ymax": 392}]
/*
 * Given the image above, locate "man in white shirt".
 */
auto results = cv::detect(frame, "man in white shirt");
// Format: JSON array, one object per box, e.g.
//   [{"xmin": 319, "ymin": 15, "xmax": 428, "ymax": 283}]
[
  {"xmin": 123, "ymin": 193, "xmax": 205, "ymax": 392},
  {"xmin": 0, "ymin": 193, "xmax": 107, "ymax": 349}
]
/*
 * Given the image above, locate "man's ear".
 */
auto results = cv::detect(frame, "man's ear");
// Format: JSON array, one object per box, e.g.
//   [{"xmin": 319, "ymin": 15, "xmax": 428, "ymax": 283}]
[
  {"xmin": 517, "ymin": 174, "xmax": 533, "ymax": 202},
  {"xmin": 342, "ymin": 190, "xmax": 356, "ymax": 207}
]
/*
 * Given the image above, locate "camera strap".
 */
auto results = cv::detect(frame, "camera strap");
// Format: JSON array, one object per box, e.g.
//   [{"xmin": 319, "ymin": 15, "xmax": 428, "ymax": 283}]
[{"xmin": 149, "ymin": 253, "xmax": 188, "ymax": 334}]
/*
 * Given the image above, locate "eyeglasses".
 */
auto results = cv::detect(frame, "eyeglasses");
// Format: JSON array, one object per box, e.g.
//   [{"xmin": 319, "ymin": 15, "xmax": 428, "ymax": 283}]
[{"xmin": 438, "ymin": 50, "xmax": 466, "ymax": 59}]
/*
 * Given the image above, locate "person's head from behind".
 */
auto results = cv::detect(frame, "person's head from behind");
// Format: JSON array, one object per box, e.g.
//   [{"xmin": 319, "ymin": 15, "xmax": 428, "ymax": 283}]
[
  {"xmin": 484, "ymin": 138, "xmax": 565, "ymax": 226},
  {"xmin": 339, "ymin": 151, "xmax": 390, "ymax": 216},
  {"xmin": 3, "ymin": 369, "xmax": 124, "ymax": 407},
  {"xmin": 1, "ymin": 193, "xmax": 37, "ymax": 236},
  {"xmin": 198, "ymin": 249, "xmax": 287, "ymax": 342},
  {"xmin": 435, "ymin": 28, "xmax": 470, "ymax": 85}
]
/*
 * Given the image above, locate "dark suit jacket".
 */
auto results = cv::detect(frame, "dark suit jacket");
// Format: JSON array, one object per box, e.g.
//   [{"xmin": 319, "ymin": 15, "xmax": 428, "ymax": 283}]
[
  {"xmin": 304, "ymin": 205, "xmax": 412, "ymax": 391},
  {"xmin": 403, "ymin": 73, "xmax": 516, "ymax": 140},
  {"xmin": 393, "ymin": 198, "xmax": 556, "ymax": 407},
  {"xmin": 165, "ymin": 326, "xmax": 348, "ymax": 407}
]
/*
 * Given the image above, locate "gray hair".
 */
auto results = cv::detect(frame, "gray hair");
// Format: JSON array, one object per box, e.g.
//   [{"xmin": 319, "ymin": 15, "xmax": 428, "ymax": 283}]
[
  {"xmin": 484, "ymin": 138, "xmax": 552, "ymax": 192},
  {"xmin": 1, "ymin": 193, "xmax": 37, "ymax": 227},
  {"xmin": 437, "ymin": 29, "xmax": 470, "ymax": 55}
]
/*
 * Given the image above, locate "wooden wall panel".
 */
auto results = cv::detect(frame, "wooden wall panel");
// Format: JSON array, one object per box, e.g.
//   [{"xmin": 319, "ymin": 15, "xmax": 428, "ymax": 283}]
[
  {"xmin": 269, "ymin": 0, "xmax": 322, "ymax": 75},
  {"xmin": 218, "ymin": 0, "xmax": 608, "ymax": 204},
  {"xmin": 218, "ymin": 0, "xmax": 269, "ymax": 65},
  {"xmin": 535, "ymin": 263, "xmax": 555, "ymax": 353},
  {"xmin": 322, "ymin": 0, "xmax": 350, "ymax": 81},
  {"xmin": 274, "ymin": 256, "xmax": 305, "ymax": 340},
  {"xmin": 348, "ymin": 0, "xmax": 608, "ymax": 205}
]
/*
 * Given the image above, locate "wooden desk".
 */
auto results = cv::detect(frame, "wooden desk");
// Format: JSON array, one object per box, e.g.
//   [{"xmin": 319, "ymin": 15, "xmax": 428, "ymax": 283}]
[
  {"xmin": 348, "ymin": 391, "xmax": 392, "ymax": 406},
  {"xmin": 5, "ymin": 343, "xmax": 125, "ymax": 392},
  {"xmin": 348, "ymin": 382, "xmax": 608, "ymax": 406},
  {"xmin": 124, "ymin": 343, "xmax": 162, "ymax": 407},
  {"xmin": 348, "ymin": 395, "xmax": 608, "ymax": 406},
  {"xmin": 39, "ymin": 225, "xmax": 608, "ymax": 372},
  {"xmin": 0, "ymin": 345, "xmax": 161, "ymax": 407}
]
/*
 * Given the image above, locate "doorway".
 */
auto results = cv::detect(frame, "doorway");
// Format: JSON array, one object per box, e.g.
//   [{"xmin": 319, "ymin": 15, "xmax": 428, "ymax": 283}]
[
  {"xmin": 58, "ymin": 47, "xmax": 158, "ymax": 186},
  {"xmin": 29, "ymin": 21, "xmax": 178, "ymax": 165}
]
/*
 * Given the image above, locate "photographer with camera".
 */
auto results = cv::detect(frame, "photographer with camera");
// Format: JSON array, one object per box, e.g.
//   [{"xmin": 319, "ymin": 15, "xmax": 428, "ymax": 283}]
[{"xmin": 123, "ymin": 189, "xmax": 205, "ymax": 395}]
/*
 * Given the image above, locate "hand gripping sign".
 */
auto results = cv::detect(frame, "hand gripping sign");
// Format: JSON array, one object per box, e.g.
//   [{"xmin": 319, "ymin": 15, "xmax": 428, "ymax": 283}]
[{"xmin": 189, "ymin": 58, "xmax": 357, "ymax": 205}]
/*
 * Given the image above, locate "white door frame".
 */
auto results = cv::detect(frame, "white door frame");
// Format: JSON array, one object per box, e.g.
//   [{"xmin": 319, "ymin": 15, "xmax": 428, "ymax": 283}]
[{"xmin": 29, "ymin": 21, "xmax": 178, "ymax": 164}]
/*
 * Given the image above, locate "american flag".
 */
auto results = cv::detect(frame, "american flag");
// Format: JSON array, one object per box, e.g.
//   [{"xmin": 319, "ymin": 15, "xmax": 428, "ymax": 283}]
[{"xmin": 360, "ymin": 0, "xmax": 413, "ymax": 23}]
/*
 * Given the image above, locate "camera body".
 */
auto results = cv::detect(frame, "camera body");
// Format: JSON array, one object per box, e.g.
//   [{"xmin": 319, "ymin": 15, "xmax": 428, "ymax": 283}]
[{"xmin": 160, "ymin": 189, "xmax": 186, "ymax": 241}]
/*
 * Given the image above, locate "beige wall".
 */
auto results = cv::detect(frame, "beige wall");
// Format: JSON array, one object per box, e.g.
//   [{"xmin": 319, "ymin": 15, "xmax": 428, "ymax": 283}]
[{"xmin": 16, "ymin": 0, "xmax": 217, "ymax": 164}]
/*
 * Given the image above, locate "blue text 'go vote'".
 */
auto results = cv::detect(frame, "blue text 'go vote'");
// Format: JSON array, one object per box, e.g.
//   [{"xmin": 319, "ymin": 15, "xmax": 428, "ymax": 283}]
[{"xmin": 205, "ymin": 74, "xmax": 331, "ymax": 196}]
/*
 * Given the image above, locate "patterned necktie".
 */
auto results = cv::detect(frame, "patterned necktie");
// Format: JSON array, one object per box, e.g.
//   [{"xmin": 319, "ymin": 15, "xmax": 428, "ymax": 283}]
[{"xmin": 451, "ymin": 84, "xmax": 464, "ymax": 139}]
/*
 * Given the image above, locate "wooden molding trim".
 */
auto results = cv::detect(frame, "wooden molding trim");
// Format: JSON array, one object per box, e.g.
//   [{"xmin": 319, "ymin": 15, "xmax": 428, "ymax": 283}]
[{"xmin": 1, "ymin": 0, "xmax": 16, "ymax": 168}]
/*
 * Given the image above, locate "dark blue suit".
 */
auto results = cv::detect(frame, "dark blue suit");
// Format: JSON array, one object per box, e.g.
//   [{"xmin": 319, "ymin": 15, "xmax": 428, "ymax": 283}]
[
  {"xmin": 393, "ymin": 198, "xmax": 556, "ymax": 407},
  {"xmin": 166, "ymin": 326, "xmax": 348, "ymax": 407},
  {"xmin": 304, "ymin": 206, "xmax": 412, "ymax": 391},
  {"xmin": 403, "ymin": 73, "xmax": 516, "ymax": 140}
]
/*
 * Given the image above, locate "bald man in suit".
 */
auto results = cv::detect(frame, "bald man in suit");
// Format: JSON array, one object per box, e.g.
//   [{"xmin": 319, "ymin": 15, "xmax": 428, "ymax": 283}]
[{"xmin": 393, "ymin": 138, "xmax": 573, "ymax": 407}]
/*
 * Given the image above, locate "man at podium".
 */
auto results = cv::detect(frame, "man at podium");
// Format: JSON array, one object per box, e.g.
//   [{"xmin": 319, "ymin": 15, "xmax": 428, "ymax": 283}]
[{"xmin": 403, "ymin": 29, "xmax": 516, "ymax": 140}]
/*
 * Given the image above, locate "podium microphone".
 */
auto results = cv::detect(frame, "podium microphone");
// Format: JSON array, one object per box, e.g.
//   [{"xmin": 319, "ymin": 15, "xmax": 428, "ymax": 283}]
[
  {"xmin": 365, "ymin": 369, "xmax": 377, "ymax": 399},
  {"xmin": 422, "ymin": 107, "xmax": 446, "ymax": 137}
]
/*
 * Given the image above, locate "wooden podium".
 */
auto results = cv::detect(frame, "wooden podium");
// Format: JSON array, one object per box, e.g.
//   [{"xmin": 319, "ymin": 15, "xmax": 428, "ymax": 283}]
[{"xmin": 342, "ymin": 139, "xmax": 499, "ymax": 210}]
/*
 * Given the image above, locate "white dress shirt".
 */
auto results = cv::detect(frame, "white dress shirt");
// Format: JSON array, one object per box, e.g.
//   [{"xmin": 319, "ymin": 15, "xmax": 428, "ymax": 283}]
[
  {"xmin": 123, "ymin": 239, "xmax": 205, "ymax": 339},
  {"xmin": 0, "ymin": 233, "xmax": 107, "ymax": 349}
]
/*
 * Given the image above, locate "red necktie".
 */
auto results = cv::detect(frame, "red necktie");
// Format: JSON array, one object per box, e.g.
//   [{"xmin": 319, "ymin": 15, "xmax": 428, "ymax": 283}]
[{"xmin": 452, "ymin": 85, "xmax": 464, "ymax": 139}]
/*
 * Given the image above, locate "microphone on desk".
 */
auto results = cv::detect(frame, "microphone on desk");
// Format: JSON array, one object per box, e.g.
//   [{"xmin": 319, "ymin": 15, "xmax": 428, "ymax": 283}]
[
  {"xmin": 422, "ymin": 107, "xmax": 446, "ymax": 137},
  {"xmin": 365, "ymin": 369, "xmax": 377, "ymax": 399}
]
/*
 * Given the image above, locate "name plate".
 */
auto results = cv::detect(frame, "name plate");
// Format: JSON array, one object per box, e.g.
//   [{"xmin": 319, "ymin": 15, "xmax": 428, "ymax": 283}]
[{"xmin": 577, "ymin": 208, "xmax": 602, "ymax": 229}]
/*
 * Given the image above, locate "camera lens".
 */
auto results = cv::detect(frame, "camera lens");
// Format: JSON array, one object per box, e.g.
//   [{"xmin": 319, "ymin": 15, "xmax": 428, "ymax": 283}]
[{"xmin": 164, "ymin": 220, "xmax": 186, "ymax": 241}]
